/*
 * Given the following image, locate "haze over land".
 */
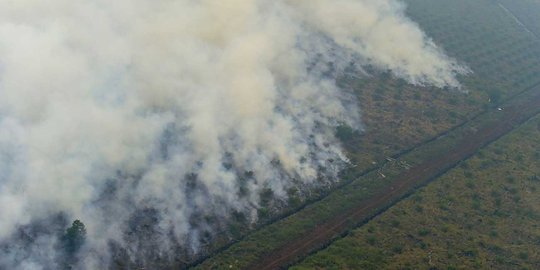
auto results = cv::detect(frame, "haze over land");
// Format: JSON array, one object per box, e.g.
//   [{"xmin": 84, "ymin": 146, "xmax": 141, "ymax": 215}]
[{"xmin": 0, "ymin": 0, "xmax": 466, "ymax": 268}]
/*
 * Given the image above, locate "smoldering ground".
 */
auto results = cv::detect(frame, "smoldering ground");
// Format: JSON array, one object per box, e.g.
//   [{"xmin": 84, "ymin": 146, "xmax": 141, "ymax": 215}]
[{"xmin": 0, "ymin": 0, "xmax": 467, "ymax": 268}]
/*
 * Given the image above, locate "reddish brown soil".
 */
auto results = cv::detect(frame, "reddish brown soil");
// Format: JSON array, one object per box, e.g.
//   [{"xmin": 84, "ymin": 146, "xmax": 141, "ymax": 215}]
[{"xmin": 248, "ymin": 88, "xmax": 540, "ymax": 270}]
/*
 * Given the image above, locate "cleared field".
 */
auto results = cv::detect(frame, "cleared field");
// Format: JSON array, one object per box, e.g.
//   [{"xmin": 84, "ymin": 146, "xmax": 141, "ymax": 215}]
[{"xmin": 293, "ymin": 108, "xmax": 540, "ymax": 270}]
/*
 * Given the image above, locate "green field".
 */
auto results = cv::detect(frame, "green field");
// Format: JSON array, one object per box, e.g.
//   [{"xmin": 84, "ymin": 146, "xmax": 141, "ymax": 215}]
[
  {"xmin": 293, "ymin": 113, "xmax": 540, "ymax": 270},
  {"xmin": 192, "ymin": 0, "xmax": 540, "ymax": 268},
  {"xmin": 499, "ymin": 0, "xmax": 540, "ymax": 38}
]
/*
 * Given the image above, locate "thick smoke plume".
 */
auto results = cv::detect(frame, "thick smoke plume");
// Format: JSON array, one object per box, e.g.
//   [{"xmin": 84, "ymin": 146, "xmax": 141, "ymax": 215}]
[{"xmin": 0, "ymin": 0, "xmax": 466, "ymax": 268}]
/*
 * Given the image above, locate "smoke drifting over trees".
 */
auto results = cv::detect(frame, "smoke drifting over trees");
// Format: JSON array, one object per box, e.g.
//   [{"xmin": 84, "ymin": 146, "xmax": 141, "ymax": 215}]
[{"xmin": 0, "ymin": 0, "xmax": 467, "ymax": 268}]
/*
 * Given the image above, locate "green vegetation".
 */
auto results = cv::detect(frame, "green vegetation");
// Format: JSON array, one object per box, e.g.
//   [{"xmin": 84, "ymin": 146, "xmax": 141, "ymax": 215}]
[
  {"xmin": 62, "ymin": 220, "xmax": 87, "ymax": 255},
  {"xmin": 293, "ymin": 115, "xmax": 540, "ymax": 270},
  {"xmin": 59, "ymin": 220, "xmax": 87, "ymax": 269},
  {"xmin": 406, "ymin": 0, "xmax": 540, "ymax": 98},
  {"xmin": 195, "ymin": 0, "xmax": 540, "ymax": 267},
  {"xmin": 499, "ymin": 0, "xmax": 540, "ymax": 38},
  {"xmin": 196, "ymin": 83, "xmax": 538, "ymax": 269}
]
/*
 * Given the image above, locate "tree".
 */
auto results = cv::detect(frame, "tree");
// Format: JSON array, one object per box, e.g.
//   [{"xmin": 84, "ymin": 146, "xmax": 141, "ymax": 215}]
[
  {"xmin": 63, "ymin": 220, "xmax": 87, "ymax": 255},
  {"xmin": 336, "ymin": 124, "xmax": 355, "ymax": 142}
]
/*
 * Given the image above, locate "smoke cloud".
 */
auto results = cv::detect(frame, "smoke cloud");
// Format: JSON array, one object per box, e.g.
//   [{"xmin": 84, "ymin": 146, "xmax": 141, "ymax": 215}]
[{"xmin": 0, "ymin": 0, "xmax": 466, "ymax": 268}]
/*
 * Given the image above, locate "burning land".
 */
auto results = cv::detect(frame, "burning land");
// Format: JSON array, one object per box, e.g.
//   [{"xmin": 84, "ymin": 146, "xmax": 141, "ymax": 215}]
[{"xmin": 1, "ymin": 0, "xmax": 539, "ymax": 269}]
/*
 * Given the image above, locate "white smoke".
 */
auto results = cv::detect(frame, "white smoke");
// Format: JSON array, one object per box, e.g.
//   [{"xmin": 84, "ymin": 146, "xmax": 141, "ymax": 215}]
[{"xmin": 0, "ymin": 0, "xmax": 466, "ymax": 268}]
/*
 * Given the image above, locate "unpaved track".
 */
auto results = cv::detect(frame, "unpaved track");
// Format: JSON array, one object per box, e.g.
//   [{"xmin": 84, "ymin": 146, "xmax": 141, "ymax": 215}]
[{"xmin": 248, "ymin": 87, "xmax": 540, "ymax": 270}]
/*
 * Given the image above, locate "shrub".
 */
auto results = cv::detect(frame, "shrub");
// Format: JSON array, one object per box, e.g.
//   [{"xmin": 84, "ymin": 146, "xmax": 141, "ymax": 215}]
[
  {"xmin": 418, "ymin": 228, "xmax": 431, "ymax": 237},
  {"xmin": 366, "ymin": 236, "xmax": 377, "ymax": 245},
  {"xmin": 518, "ymin": 251, "xmax": 529, "ymax": 260},
  {"xmin": 336, "ymin": 125, "xmax": 355, "ymax": 142}
]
